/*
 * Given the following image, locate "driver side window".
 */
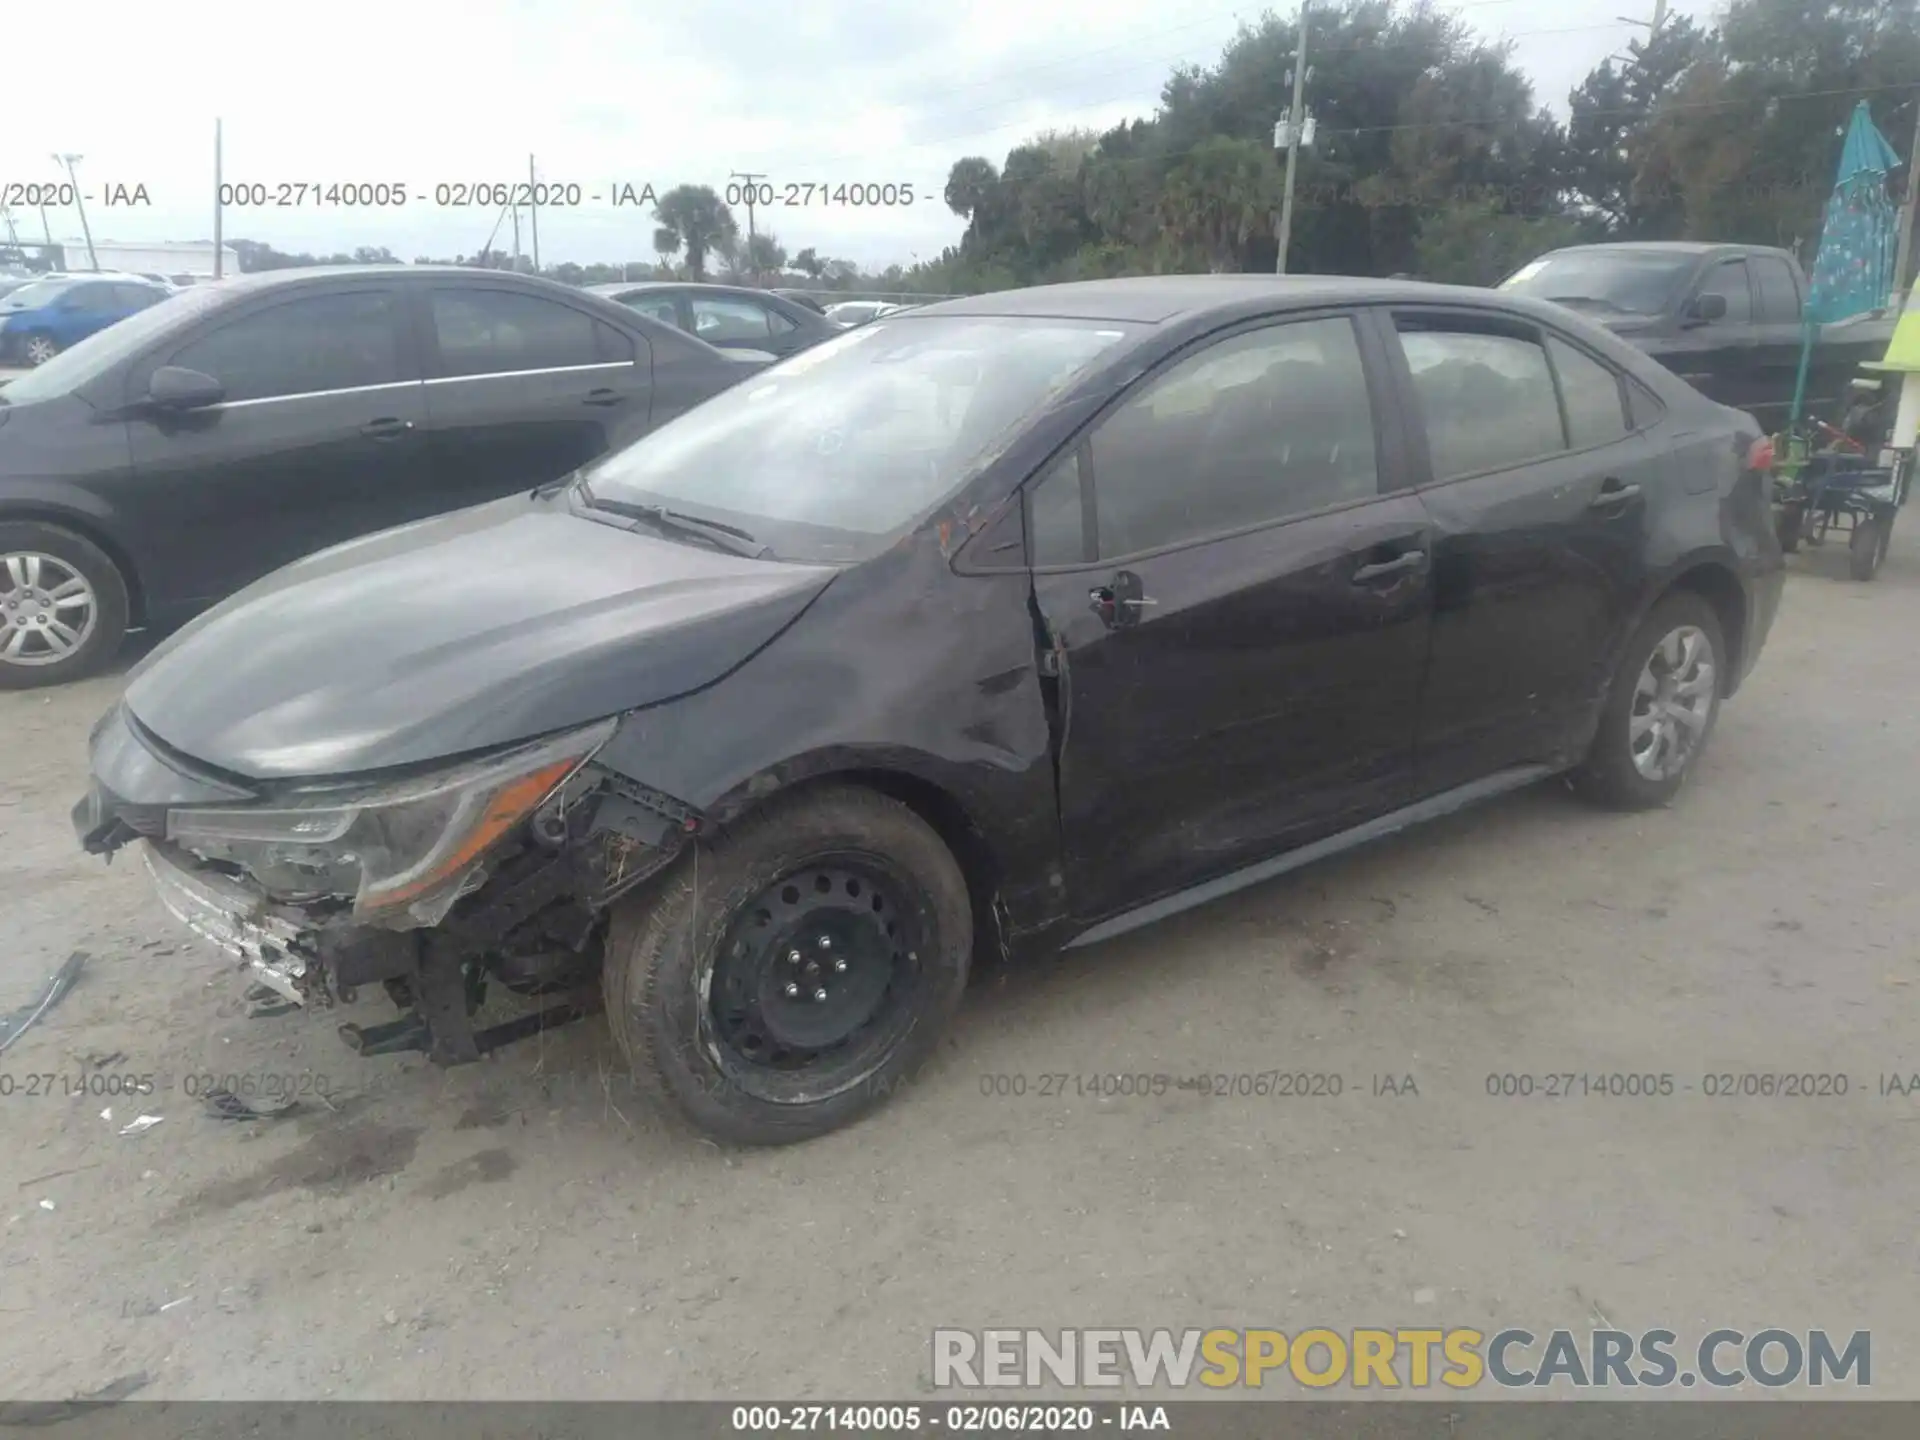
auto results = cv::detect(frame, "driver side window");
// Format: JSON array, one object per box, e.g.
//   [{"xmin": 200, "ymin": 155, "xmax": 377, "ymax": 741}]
[
  {"xmin": 1699, "ymin": 259, "xmax": 1752, "ymax": 324},
  {"xmin": 1031, "ymin": 315, "xmax": 1379, "ymax": 562}
]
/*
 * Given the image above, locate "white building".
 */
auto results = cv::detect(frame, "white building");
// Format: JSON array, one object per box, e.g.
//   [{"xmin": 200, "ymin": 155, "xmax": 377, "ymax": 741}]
[{"xmin": 48, "ymin": 238, "xmax": 241, "ymax": 281}]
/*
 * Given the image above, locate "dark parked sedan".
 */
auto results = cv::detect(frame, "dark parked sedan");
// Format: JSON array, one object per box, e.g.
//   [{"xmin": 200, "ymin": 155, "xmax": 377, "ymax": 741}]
[
  {"xmin": 0, "ymin": 265, "xmax": 755, "ymax": 686},
  {"xmin": 589, "ymin": 281, "xmax": 841, "ymax": 358},
  {"xmin": 75, "ymin": 276, "xmax": 1783, "ymax": 1145}
]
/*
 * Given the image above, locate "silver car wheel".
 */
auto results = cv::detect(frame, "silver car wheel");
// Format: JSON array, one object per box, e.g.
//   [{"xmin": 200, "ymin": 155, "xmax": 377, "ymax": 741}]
[
  {"xmin": 23, "ymin": 334, "xmax": 59, "ymax": 366},
  {"xmin": 0, "ymin": 552, "xmax": 98, "ymax": 667},
  {"xmin": 1628, "ymin": 624, "xmax": 1716, "ymax": 782}
]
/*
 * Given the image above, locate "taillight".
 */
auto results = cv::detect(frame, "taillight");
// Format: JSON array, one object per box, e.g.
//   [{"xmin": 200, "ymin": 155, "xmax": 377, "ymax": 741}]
[{"xmin": 1747, "ymin": 437, "xmax": 1775, "ymax": 472}]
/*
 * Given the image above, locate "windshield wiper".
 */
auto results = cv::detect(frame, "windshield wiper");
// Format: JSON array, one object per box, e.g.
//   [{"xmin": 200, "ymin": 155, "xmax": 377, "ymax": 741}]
[{"xmin": 577, "ymin": 481, "xmax": 770, "ymax": 559}]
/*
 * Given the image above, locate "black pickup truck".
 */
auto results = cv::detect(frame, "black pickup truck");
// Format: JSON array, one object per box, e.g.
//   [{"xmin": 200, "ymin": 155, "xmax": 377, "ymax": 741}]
[{"xmin": 1499, "ymin": 241, "xmax": 1895, "ymax": 430}]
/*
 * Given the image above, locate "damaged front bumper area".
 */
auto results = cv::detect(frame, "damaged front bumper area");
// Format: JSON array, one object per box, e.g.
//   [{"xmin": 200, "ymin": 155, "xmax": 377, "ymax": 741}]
[
  {"xmin": 74, "ymin": 704, "xmax": 702, "ymax": 1064},
  {"xmin": 141, "ymin": 839, "xmax": 324, "ymax": 1006}
]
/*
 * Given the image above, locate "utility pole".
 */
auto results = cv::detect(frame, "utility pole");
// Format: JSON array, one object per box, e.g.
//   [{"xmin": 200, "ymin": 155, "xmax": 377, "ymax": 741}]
[
  {"xmin": 1274, "ymin": 1, "xmax": 1311, "ymax": 274},
  {"xmin": 527, "ymin": 153, "xmax": 541, "ymax": 273},
  {"xmin": 54, "ymin": 154, "xmax": 98, "ymax": 270},
  {"xmin": 1893, "ymin": 96, "xmax": 1920, "ymax": 308},
  {"xmin": 1618, "ymin": 0, "xmax": 1668, "ymax": 41},
  {"xmin": 213, "ymin": 118, "xmax": 224, "ymax": 278},
  {"xmin": 730, "ymin": 170, "xmax": 765, "ymax": 280}
]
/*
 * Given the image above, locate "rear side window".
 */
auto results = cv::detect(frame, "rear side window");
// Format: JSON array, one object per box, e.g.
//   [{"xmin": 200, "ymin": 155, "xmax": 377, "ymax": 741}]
[
  {"xmin": 430, "ymin": 289, "xmax": 630, "ymax": 377},
  {"xmin": 1399, "ymin": 325, "xmax": 1563, "ymax": 479},
  {"xmin": 1546, "ymin": 336, "xmax": 1629, "ymax": 449},
  {"xmin": 1082, "ymin": 315, "xmax": 1379, "ymax": 558},
  {"xmin": 169, "ymin": 291, "xmax": 405, "ymax": 403}
]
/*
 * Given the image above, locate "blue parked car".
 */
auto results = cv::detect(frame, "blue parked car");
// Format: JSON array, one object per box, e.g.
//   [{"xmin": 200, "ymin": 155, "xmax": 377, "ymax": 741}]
[{"xmin": 0, "ymin": 275, "xmax": 172, "ymax": 366}]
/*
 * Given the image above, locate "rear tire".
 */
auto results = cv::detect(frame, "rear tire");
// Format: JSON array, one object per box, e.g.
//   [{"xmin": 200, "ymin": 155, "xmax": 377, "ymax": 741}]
[
  {"xmin": 602, "ymin": 784, "xmax": 972, "ymax": 1145},
  {"xmin": 1848, "ymin": 516, "xmax": 1889, "ymax": 581},
  {"xmin": 1573, "ymin": 592, "xmax": 1725, "ymax": 811},
  {"xmin": 0, "ymin": 521, "xmax": 130, "ymax": 689}
]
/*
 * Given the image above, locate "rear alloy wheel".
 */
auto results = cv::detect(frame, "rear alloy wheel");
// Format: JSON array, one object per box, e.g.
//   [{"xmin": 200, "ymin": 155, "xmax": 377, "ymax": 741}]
[
  {"xmin": 1849, "ymin": 516, "xmax": 1890, "ymax": 581},
  {"xmin": 1573, "ymin": 592, "xmax": 1725, "ymax": 811},
  {"xmin": 23, "ymin": 332, "xmax": 60, "ymax": 367},
  {"xmin": 602, "ymin": 784, "xmax": 972, "ymax": 1145},
  {"xmin": 0, "ymin": 522, "xmax": 130, "ymax": 688}
]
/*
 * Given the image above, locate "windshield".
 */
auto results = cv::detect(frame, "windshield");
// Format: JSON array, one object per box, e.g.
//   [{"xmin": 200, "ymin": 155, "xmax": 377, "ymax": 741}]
[
  {"xmin": 1498, "ymin": 251, "xmax": 1695, "ymax": 316},
  {"xmin": 0, "ymin": 286, "xmax": 227, "ymax": 404},
  {"xmin": 582, "ymin": 314, "xmax": 1134, "ymax": 561},
  {"xmin": 2, "ymin": 279, "xmax": 79, "ymax": 310}
]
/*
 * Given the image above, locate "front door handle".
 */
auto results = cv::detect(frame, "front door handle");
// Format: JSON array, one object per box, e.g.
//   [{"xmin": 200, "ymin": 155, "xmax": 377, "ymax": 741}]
[
  {"xmin": 1351, "ymin": 550, "xmax": 1428, "ymax": 585},
  {"xmin": 584, "ymin": 388, "xmax": 627, "ymax": 407},
  {"xmin": 360, "ymin": 417, "xmax": 414, "ymax": 440},
  {"xmin": 1589, "ymin": 478, "xmax": 1642, "ymax": 510}
]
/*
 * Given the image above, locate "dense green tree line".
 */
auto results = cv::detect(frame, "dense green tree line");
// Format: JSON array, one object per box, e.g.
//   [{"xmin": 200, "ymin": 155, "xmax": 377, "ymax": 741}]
[
  {"xmin": 230, "ymin": 0, "xmax": 1918, "ymax": 293},
  {"xmin": 917, "ymin": 0, "xmax": 1920, "ymax": 290}
]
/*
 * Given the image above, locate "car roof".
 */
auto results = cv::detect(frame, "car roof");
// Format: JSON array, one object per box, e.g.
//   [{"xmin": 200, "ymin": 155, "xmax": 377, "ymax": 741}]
[
  {"xmin": 1533, "ymin": 241, "xmax": 1778, "ymax": 258},
  {"xmin": 907, "ymin": 274, "xmax": 1579, "ymax": 325},
  {"xmin": 588, "ymin": 280, "xmax": 784, "ymax": 300}
]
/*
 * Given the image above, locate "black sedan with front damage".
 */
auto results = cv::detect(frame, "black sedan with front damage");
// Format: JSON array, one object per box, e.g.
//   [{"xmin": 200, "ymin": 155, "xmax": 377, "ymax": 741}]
[{"xmin": 74, "ymin": 276, "xmax": 1784, "ymax": 1145}]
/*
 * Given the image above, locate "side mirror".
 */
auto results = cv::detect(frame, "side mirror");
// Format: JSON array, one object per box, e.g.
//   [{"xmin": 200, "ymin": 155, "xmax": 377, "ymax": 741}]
[
  {"xmin": 146, "ymin": 366, "xmax": 225, "ymax": 411},
  {"xmin": 1687, "ymin": 292, "xmax": 1728, "ymax": 323}
]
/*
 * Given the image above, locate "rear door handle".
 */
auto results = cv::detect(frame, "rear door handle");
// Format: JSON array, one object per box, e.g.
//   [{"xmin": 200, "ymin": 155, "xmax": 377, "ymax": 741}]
[
  {"xmin": 584, "ymin": 388, "xmax": 627, "ymax": 407},
  {"xmin": 1351, "ymin": 551, "xmax": 1428, "ymax": 585},
  {"xmin": 360, "ymin": 417, "xmax": 414, "ymax": 440},
  {"xmin": 1589, "ymin": 478, "xmax": 1642, "ymax": 509}
]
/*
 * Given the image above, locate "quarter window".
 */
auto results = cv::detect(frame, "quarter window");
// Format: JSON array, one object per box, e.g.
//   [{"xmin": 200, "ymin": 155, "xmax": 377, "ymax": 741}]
[
  {"xmin": 430, "ymin": 289, "xmax": 627, "ymax": 377},
  {"xmin": 1547, "ymin": 336, "xmax": 1629, "ymax": 449},
  {"xmin": 1399, "ymin": 325, "xmax": 1564, "ymax": 479},
  {"xmin": 1083, "ymin": 316, "xmax": 1379, "ymax": 558},
  {"xmin": 168, "ymin": 291, "xmax": 405, "ymax": 403},
  {"xmin": 1028, "ymin": 449, "xmax": 1088, "ymax": 566}
]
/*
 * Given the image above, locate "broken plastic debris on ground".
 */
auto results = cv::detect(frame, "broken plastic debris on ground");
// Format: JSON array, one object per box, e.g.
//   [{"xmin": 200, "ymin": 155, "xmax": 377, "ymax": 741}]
[{"xmin": 0, "ymin": 951, "xmax": 86, "ymax": 1056}]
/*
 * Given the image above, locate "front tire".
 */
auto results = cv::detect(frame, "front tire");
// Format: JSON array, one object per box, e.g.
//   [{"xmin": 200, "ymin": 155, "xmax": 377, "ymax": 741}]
[
  {"xmin": 23, "ymin": 332, "xmax": 60, "ymax": 366},
  {"xmin": 0, "ymin": 522, "xmax": 130, "ymax": 689},
  {"xmin": 602, "ymin": 784, "xmax": 972, "ymax": 1145},
  {"xmin": 1573, "ymin": 592, "xmax": 1725, "ymax": 811}
]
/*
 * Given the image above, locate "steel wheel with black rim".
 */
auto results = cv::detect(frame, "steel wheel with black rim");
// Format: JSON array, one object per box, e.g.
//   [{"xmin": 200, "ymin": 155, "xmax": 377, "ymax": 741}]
[
  {"xmin": 1573, "ymin": 591, "xmax": 1725, "ymax": 810},
  {"xmin": 602, "ymin": 784, "xmax": 972, "ymax": 1144},
  {"xmin": 0, "ymin": 521, "xmax": 130, "ymax": 689}
]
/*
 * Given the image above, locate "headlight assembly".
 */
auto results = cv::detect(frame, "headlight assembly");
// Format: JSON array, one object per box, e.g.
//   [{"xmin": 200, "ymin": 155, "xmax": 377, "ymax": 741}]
[{"xmin": 163, "ymin": 718, "xmax": 617, "ymax": 929}]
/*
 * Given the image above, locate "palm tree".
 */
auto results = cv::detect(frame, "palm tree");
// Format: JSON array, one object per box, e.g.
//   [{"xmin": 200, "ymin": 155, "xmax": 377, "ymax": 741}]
[
  {"xmin": 651, "ymin": 185, "xmax": 739, "ymax": 281},
  {"xmin": 1156, "ymin": 137, "xmax": 1280, "ymax": 272},
  {"xmin": 745, "ymin": 232, "xmax": 787, "ymax": 280}
]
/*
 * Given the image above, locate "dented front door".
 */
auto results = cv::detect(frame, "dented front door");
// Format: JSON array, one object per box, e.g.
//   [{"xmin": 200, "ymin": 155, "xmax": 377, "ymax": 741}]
[{"xmin": 1031, "ymin": 494, "xmax": 1434, "ymax": 927}]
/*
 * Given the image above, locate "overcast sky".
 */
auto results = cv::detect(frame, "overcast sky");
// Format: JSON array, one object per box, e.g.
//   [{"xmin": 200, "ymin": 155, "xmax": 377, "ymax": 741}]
[{"xmin": 1, "ymin": 0, "xmax": 1710, "ymax": 271}]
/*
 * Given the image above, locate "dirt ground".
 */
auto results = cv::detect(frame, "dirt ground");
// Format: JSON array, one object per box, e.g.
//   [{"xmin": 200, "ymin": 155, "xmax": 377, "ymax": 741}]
[{"xmin": 1, "ymin": 542, "xmax": 1915, "ymax": 1403}]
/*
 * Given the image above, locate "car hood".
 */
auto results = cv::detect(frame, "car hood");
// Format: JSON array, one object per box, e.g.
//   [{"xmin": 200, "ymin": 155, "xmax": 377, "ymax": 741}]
[{"xmin": 124, "ymin": 493, "xmax": 838, "ymax": 781}]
